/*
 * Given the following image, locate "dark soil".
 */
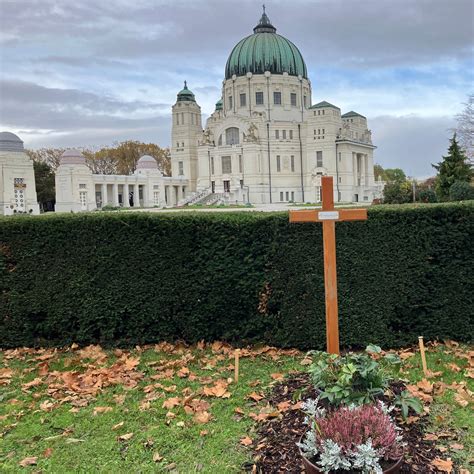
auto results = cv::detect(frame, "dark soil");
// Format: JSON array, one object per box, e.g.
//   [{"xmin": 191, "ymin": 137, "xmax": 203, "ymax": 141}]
[{"xmin": 249, "ymin": 373, "xmax": 449, "ymax": 473}]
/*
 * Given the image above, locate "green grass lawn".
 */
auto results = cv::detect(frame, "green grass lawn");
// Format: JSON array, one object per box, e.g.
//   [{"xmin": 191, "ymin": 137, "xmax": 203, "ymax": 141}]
[{"xmin": 0, "ymin": 342, "xmax": 472, "ymax": 473}]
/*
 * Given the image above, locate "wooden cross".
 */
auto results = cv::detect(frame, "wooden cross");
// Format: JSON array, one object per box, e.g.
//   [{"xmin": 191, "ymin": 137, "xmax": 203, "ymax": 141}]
[{"xmin": 289, "ymin": 176, "xmax": 368, "ymax": 355}]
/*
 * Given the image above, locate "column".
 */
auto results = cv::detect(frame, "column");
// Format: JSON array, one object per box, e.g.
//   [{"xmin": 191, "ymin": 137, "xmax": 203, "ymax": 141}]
[
  {"xmin": 101, "ymin": 183, "xmax": 108, "ymax": 207},
  {"xmin": 123, "ymin": 183, "xmax": 130, "ymax": 207},
  {"xmin": 177, "ymin": 185, "xmax": 183, "ymax": 203},
  {"xmin": 352, "ymin": 153, "xmax": 357, "ymax": 186},
  {"xmin": 364, "ymin": 154, "xmax": 369, "ymax": 186},
  {"xmin": 141, "ymin": 185, "xmax": 147, "ymax": 207},
  {"xmin": 113, "ymin": 183, "xmax": 119, "ymax": 206},
  {"xmin": 134, "ymin": 184, "xmax": 141, "ymax": 207}
]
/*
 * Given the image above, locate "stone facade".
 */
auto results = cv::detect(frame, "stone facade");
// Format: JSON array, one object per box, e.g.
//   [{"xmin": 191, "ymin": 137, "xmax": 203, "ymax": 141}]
[
  {"xmin": 55, "ymin": 151, "xmax": 188, "ymax": 212},
  {"xmin": 0, "ymin": 132, "xmax": 40, "ymax": 215},
  {"xmin": 171, "ymin": 13, "xmax": 383, "ymax": 205}
]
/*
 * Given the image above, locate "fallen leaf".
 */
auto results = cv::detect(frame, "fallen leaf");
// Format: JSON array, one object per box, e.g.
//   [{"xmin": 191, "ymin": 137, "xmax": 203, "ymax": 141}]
[
  {"xmin": 43, "ymin": 447, "xmax": 53, "ymax": 458},
  {"xmin": 270, "ymin": 373, "xmax": 284, "ymax": 381},
  {"xmin": 153, "ymin": 452, "xmax": 163, "ymax": 462},
  {"xmin": 202, "ymin": 380, "xmax": 231, "ymax": 398},
  {"xmin": 447, "ymin": 362, "xmax": 461, "ymax": 372},
  {"xmin": 118, "ymin": 433, "xmax": 134, "ymax": 441},
  {"xmin": 65, "ymin": 438, "xmax": 85, "ymax": 443},
  {"xmin": 22, "ymin": 377, "xmax": 43, "ymax": 391},
  {"xmin": 200, "ymin": 430, "xmax": 208, "ymax": 436},
  {"xmin": 112, "ymin": 422, "xmax": 124, "ymax": 431},
  {"xmin": 449, "ymin": 442, "xmax": 464, "ymax": 450},
  {"xmin": 0, "ymin": 368, "xmax": 13, "ymax": 378},
  {"xmin": 277, "ymin": 401, "xmax": 291, "ymax": 412},
  {"xmin": 248, "ymin": 392, "xmax": 264, "ymax": 402},
  {"xmin": 162, "ymin": 397, "xmax": 181, "ymax": 409},
  {"xmin": 177, "ymin": 367, "xmax": 190, "ymax": 378},
  {"xmin": 176, "ymin": 421, "xmax": 185, "ymax": 427},
  {"xmin": 19, "ymin": 456, "xmax": 37, "ymax": 467},
  {"xmin": 424, "ymin": 433, "xmax": 439, "ymax": 441},
  {"xmin": 454, "ymin": 390, "xmax": 471, "ymax": 407},
  {"xmin": 93, "ymin": 406, "xmax": 113, "ymax": 416},
  {"xmin": 417, "ymin": 379, "xmax": 434, "ymax": 393},
  {"xmin": 194, "ymin": 411, "xmax": 212, "ymax": 424},
  {"xmin": 39, "ymin": 400, "xmax": 56, "ymax": 412},
  {"xmin": 240, "ymin": 436, "xmax": 253, "ymax": 446},
  {"xmin": 431, "ymin": 457, "xmax": 453, "ymax": 473},
  {"xmin": 234, "ymin": 407, "xmax": 245, "ymax": 415}
]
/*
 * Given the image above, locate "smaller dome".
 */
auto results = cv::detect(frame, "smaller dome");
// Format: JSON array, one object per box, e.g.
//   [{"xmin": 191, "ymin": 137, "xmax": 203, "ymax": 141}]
[
  {"xmin": 0, "ymin": 131, "xmax": 24, "ymax": 152},
  {"xmin": 60, "ymin": 149, "xmax": 86, "ymax": 165},
  {"xmin": 136, "ymin": 154, "xmax": 158, "ymax": 170},
  {"xmin": 215, "ymin": 99, "xmax": 223, "ymax": 111},
  {"xmin": 177, "ymin": 81, "xmax": 195, "ymax": 102}
]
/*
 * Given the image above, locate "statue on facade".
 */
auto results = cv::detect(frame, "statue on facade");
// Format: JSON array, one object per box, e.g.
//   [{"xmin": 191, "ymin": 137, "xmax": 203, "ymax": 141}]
[
  {"xmin": 244, "ymin": 122, "xmax": 259, "ymax": 143},
  {"xmin": 311, "ymin": 167, "xmax": 324, "ymax": 186},
  {"xmin": 200, "ymin": 128, "xmax": 214, "ymax": 146}
]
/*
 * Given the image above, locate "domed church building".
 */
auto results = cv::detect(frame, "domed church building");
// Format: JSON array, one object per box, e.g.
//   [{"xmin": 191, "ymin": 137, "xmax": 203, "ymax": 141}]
[{"xmin": 172, "ymin": 9, "xmax": 381, "ymax": 205}]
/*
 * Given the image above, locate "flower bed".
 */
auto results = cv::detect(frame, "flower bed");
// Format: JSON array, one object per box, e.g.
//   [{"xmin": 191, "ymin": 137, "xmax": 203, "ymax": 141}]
[{"xmin": 251, "ymin": 373, "xmax": 448, "ymax": 473}]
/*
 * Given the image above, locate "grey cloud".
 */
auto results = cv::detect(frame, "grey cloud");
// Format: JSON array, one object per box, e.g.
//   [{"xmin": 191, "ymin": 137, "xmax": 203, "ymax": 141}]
[
  {"xmin": 0, "ymin": 80, "xmax": 169, "ymax": 115},
  {"xmin": 370, "ymin": 115, "xmax": 456, "ymax": 177},
  {"xmin": 0, "ymin": 79, "xmax": 172, "ymax": 148},
  {"xmin": 1, "ymin": 0, "xmax": 472, "ymax": 68}
]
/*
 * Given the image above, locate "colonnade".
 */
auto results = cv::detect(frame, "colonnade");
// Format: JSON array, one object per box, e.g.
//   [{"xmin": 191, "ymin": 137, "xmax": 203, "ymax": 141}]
[
  {"xmin": 352, "ymin": 153, "xmax": 369, "ymax": 187},
  {"xmin": 98, "ymin": 182, "xmax": 143, "ymax": 208},
  {"xmin": 96, "ymin": 181, "xmax": 187, "ymax": 208}
]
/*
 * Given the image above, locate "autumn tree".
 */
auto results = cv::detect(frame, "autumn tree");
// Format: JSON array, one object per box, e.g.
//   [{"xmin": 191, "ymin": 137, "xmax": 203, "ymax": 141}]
[
  {"xmin": 26, "ymin": 148, "xmax": 65, "ymax": 170},
  {"xmin": 89, "ymin": 141, "xmax": 171, "ymax": 175},
  {"xmin": 27, "ymin": 141, "xmax": 171, "ymax": 175},
  {"xmin": 432, "ymin": 133, "xmax": 473, "ymax": 200}
]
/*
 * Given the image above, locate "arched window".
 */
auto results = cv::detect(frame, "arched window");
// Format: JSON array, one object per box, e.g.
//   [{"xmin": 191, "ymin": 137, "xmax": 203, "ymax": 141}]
[{"xmin": 225, "ymin": 127, "xmax": 239, "ymax": 145}]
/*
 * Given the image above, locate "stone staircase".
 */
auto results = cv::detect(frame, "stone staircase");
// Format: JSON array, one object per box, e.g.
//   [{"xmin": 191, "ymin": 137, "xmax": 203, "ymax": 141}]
[{"xmin": 177, "ymin": 188, "xmax": 211, "ymax": 207}]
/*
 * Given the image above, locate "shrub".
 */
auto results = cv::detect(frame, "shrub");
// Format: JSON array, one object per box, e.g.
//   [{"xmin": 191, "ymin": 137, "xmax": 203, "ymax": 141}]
[
  {"xmin": 417, "ymin": 188, "xmax": 437, "ymax": 203},
  {"xmin": 308, "ymin": 345, "xmax": 400, "ymax": 405},
  {"xmin": 449, "ymin": 181, "xmax": 474, "ymax": 201},
  {"xmin": 298, "ymin": 402, "xmax": 403, "ymax": 472},
  {"xmin": 0, "ymin": 202, "xmax": 473, "ymax": 348}
]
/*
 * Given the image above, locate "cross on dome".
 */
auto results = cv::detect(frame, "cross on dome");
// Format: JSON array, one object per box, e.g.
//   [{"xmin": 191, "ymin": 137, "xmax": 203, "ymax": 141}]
[{"xmin": 254, "ymin": 5, "xmax": 275, "ymax": 33}]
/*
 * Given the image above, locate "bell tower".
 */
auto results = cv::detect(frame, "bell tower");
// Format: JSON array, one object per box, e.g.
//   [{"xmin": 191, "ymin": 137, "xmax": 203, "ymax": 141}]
[{"xmin": 171, "ymin": 81, "xmax": 202, "ymax": 191}]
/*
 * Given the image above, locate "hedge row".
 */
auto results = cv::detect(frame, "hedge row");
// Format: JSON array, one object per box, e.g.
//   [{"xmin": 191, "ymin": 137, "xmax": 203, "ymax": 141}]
[{"xmin": 1, "ymin": 203, "xmax": 473, "ymax": 349}]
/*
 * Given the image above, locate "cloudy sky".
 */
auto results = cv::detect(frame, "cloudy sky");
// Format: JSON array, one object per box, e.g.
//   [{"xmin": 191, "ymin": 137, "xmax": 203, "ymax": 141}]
[{"xmin": 0, "ymin": 0, "xmax": 472, "ymax": 177}]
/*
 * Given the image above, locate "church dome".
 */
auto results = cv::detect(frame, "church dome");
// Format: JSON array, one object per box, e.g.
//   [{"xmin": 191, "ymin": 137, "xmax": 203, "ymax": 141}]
[
  {"xmin": 60, "ymin": 149, "xmax": 86, "ymax": 165},
  {"xmin": 177, "ymin": 81, "xmax": 195, "ymax": 102},
  {"xmin": 215, "ymin": 98, "xmax": 223, "ymax": 111},
  {"xmin": 225, "ymin": 10, "xmax": 307, "ymax": 80},
  {"xmin": 0, "ymin": 131, "xmax": 24, "ymax": 152},
  {"xmin": 136, "ymin": 154, "xmax": 158, "ymax": 170}
]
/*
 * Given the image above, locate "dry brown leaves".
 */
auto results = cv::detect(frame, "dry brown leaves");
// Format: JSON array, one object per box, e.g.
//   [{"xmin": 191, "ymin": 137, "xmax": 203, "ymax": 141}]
[
  {"xmin": 431, "ymin": 457, "xmax": 453, "ymax": 473},
  {"xmin": 19, "ymin": 456, "xmax": 38, "ymax": 467},
  {"xmin": 202, "ymin": 379, "xmax": 231, "ymax": 398}
]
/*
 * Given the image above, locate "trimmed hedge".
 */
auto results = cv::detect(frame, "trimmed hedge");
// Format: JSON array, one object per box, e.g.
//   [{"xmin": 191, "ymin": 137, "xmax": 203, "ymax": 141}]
[{"xmin": 1, "ymin": 203, "xmax": 473, "ymax": 349}]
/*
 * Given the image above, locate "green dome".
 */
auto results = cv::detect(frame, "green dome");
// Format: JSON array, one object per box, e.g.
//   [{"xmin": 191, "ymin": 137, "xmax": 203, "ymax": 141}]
[
  {"xmin": 225, "ymin": 11, "xmax": 307, "ymax": 80},
  {"xmin": 177, "ymin": 81, "xmax": 195, "ymax": 102},
  {"xmin": 215, "ymin": 98, "xmax": 223, "ymax": 111}
]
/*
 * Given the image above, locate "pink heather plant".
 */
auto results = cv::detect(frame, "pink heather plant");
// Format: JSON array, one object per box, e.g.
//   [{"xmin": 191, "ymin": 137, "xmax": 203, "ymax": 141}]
[{"xmin": 315, "ymin": 404, "xmax": 402, "ymax": 461}]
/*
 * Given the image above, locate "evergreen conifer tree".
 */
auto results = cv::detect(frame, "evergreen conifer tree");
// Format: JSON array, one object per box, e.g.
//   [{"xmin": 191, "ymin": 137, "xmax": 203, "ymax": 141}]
[{"xmin": 432, "ymin": 133, "xmax": 473, "ymax": 200}]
